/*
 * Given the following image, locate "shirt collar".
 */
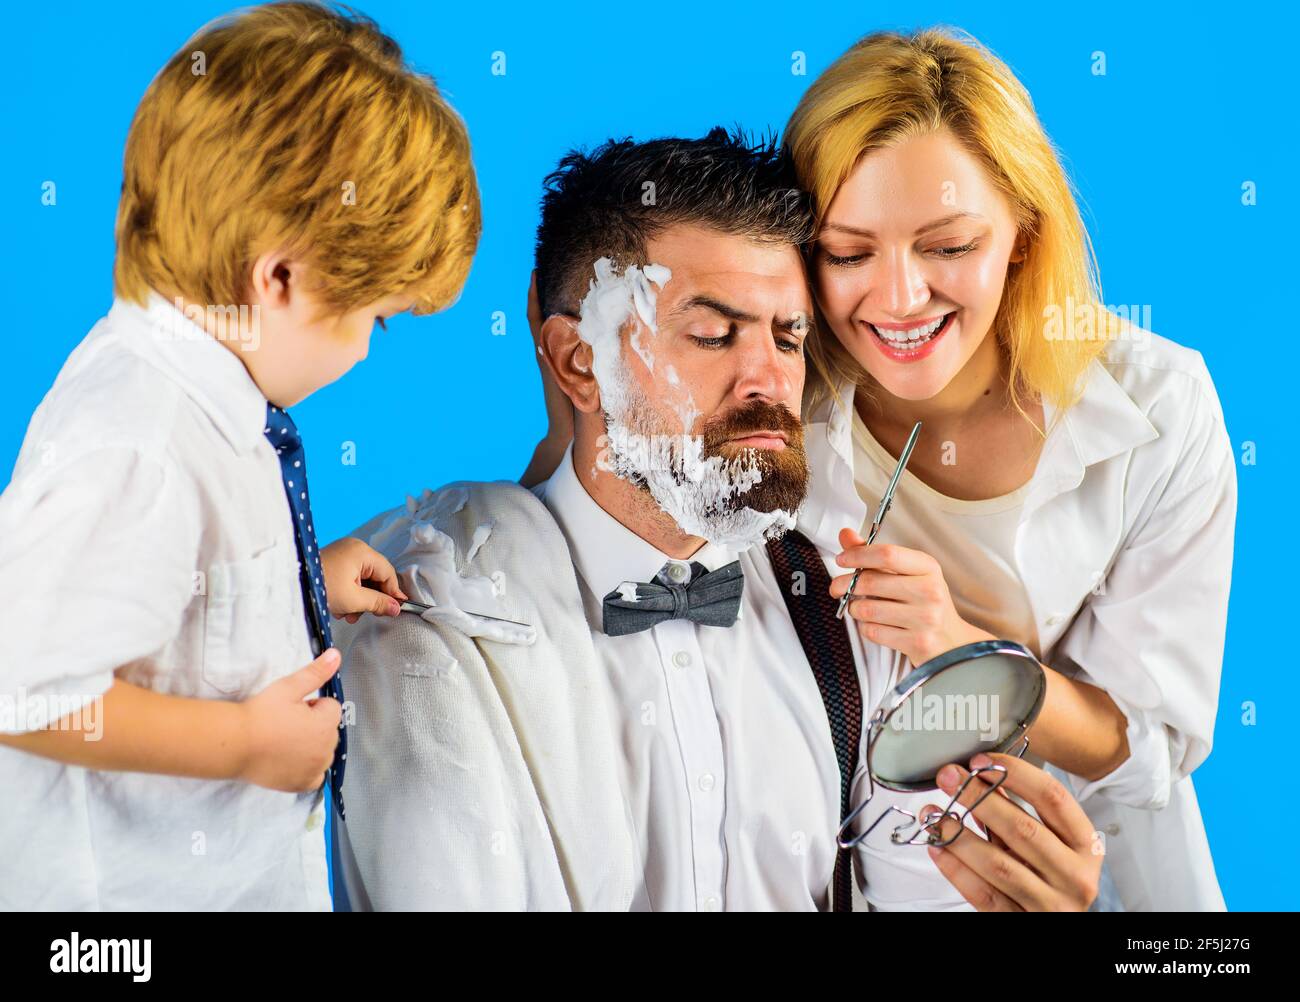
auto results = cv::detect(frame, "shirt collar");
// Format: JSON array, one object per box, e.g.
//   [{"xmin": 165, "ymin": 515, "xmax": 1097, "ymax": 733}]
[
  {"xmin": 797, "ymin": 353, "xmax": 1160, "ymax": 550},
  {"xmin": 108, "ymin": 290, "xmax": 270, "ymax": 455},
  {"xmin": 541, "ymin": 444, "xmax": 738, "ymax": 598}
]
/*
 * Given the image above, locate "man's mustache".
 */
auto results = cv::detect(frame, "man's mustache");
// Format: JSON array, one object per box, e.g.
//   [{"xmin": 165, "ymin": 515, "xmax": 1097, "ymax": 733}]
[{"xmin": 702, "ymin": 401, "xmax": 804, "ymax": 451}]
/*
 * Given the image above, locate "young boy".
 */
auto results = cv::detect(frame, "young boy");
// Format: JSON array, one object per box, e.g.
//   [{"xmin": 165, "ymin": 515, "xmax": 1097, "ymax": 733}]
[{"xmin": 0, "ymin": 1, "xmax": 480, "ymax": 910}]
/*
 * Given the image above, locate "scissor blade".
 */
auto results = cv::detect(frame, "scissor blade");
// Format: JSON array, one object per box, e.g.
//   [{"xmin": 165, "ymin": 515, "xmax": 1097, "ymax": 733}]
[
  {"xmin": 399, "ymin": 600, "xmax": 532, "ymax": 630},
  {"xmin": 836, "ymin": 420, "xmax": 922, "ymax": 620}
]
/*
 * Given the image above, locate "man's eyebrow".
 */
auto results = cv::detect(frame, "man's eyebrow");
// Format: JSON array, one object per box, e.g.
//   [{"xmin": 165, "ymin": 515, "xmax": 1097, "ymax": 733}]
[
  {"xmin": 667, "ymin": 294, "xmax": 812, "ymax": 336},
  {"xmin": 667, "ymin": 294, "xmax": 760, "ymax": 325},
  {"xmin": 819, "ymin": 211, "xmax": 987, "ymax": 240}
]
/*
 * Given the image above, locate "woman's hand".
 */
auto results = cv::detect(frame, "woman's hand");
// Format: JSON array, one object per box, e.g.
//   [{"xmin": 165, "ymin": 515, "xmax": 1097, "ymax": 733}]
[
  {"xmin": 320, "ymin": 537, "xmax": 407, "ymax": 623},
  {"xmin": 829, "ymin": 526, "xmax": 992, "ymax": 665},
  {"xmin": 921, "ymin": 752, "xmax": 1103, "ymax": 911},
  {"xmin": 520, "ymin": 269, "xmax": 575, "ymax": 487}
]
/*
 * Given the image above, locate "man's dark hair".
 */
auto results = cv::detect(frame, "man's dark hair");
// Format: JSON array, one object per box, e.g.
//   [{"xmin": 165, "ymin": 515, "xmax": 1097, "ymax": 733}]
[{"xmin": 534, "ymin": 126, "xmax": 815, "ymax": 318}]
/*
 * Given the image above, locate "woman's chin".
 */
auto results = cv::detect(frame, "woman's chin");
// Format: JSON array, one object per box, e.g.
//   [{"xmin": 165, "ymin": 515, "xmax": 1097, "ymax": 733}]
[{"xmin": 852, "ymin": 356, "xmax": 958, "ymax": 402}]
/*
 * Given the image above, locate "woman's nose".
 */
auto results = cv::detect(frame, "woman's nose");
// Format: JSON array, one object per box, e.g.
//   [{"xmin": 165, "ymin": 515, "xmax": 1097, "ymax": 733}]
[{"xmin": 875, "ymin": 250, "xmax": 929, "ymax": 317}]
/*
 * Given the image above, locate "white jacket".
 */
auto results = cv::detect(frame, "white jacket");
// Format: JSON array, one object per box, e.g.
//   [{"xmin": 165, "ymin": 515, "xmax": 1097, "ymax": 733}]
[
  {"xmin": 797, "ymin": 329, "xmax": 1235, "ymax": 911},
  {"xmin": 333, "ymin": 481, "xmax": 638, "ymax": 910}
]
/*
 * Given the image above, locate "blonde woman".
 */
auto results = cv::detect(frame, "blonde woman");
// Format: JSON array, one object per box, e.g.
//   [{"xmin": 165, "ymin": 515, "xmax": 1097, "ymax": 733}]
[{"xmin": 783, "ymin": 28, "xmax": 1233, "ymax": 911}]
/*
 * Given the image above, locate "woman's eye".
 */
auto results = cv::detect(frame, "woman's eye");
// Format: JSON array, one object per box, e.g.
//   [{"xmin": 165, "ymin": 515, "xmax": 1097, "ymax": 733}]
[
  {"xmin": 929, "ymin": 241, "xmax": 978, "ymax": 258},
  {"xmin": 822, "ymin": 249, "xmax": 868, "ymax": 267}
]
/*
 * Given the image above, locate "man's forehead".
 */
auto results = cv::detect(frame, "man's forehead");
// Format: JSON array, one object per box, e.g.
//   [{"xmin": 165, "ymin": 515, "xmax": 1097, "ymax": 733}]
[{"xmin": 649, "ymin": 246, "xmax": 809, "ymax": 323}]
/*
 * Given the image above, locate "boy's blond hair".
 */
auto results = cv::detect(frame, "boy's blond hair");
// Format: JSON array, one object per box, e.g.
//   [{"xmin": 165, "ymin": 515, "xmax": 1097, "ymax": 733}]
[{"xmin": 115, "ymin": 1, "xmax": 480, "ymax": 317}]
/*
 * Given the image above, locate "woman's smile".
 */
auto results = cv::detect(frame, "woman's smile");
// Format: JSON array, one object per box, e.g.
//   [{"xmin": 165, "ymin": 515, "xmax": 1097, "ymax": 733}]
[{"xmin": 863, "ymin": 311, "xmax": 957, "ymax": 363}]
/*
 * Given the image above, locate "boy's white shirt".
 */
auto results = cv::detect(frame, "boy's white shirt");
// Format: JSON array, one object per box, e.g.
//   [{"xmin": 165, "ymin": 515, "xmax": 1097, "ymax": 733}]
[
  {"xmin": 799, "ymin": 326, "xmax": 1234, "ymax": 911},
  {"xmin": 0, "ymin": 293, "xmax": 330, "ymax": 910}
]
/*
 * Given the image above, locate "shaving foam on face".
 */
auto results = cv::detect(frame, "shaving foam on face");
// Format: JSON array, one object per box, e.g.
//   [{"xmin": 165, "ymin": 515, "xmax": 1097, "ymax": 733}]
[{"xmin": 575, "ymin": 258, "xmax": 797, "ymax": 550}]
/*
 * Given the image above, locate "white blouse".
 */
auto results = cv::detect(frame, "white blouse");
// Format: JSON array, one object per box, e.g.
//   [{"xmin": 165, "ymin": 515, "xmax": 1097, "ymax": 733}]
[
  {"xmin": 849, "ymin": 407, "xmax": 1042, "ymax": 659},
  {"xmin": 797, "ymin": 326, "xmax": 1235, "ymax": 911}
]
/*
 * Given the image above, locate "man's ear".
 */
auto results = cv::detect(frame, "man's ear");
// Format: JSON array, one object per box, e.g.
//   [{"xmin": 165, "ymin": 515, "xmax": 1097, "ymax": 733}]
[{"xmin": 540, "ymin": 313, "xmax": 602, "ymax": 414}]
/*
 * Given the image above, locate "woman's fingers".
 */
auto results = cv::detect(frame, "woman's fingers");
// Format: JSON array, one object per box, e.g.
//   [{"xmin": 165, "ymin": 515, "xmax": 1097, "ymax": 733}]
[
  {"xmin": 835, "ymin": 539, "xmax": 935, "ymax": 576},
  {"xmin": 921, "ymin": 796, "xmax": 1059, "ymax": 910},
  {"xmin": 934, "ymin": 759, "xmax": 1082, "ymax": 888},
  {"xmin": 922, "ymin": 822, "xmax": 1022, "ymax": 911},
  {"xmin": 978, "ymin": 752, "xmax": 1097, "ymax": 852},
  {"xmin": 828, "ymin": 568, "xmax": 914, "ymax": 602}
]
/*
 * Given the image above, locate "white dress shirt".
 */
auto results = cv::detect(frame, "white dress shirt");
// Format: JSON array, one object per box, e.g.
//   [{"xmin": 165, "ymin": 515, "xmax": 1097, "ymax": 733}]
[
  {"xmin": 0, "ymin": 292, "xmax": 330, "ymax": 910},
  {"xmin": 797, "ymin": 327, "xmax": 1234, "ymax": 911},
  {"xmin": 541, "ymin": 446, "xmax": 975, "ymax": 911}
]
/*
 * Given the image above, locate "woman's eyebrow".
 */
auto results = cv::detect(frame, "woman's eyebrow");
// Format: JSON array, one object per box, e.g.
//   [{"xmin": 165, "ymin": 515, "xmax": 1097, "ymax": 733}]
[{"xmin": 820, "ymin": 211, "xmax": 987, "ymax": 239}]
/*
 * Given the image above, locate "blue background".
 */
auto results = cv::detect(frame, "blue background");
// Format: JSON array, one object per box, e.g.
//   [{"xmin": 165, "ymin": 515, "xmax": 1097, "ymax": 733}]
[{"xmin": 4, "ymin": 1, "xmax": 1293, "ymax": 909}]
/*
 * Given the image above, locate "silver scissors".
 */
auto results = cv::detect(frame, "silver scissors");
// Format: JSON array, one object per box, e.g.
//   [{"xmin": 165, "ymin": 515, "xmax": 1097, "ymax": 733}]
[
  {"xmin": 835, "ymin": 420, "xmax": 922, "ymax": 620},
  {"xmin": 399, "ymin": 600, "xmax": 532, "ymax": 630}
]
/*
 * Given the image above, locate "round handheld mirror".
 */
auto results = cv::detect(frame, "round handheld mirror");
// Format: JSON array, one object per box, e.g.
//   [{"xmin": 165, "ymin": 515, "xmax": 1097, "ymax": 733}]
[{"xmin": 838, "ymin": 639, "xmax": 1046, "ymax": 850}]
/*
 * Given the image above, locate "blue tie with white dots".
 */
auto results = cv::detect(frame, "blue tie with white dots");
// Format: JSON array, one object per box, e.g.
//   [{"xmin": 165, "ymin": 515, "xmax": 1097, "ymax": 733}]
[{"xmin": 263, "ymin": 403, "xmax": 347, "ymax": 819}]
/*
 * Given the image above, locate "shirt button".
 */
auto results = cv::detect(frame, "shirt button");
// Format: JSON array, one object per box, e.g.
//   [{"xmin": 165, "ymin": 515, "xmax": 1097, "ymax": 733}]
[
  {"xmin": 667, "ymin": 562, "xmax": 688, "ymax": 582},
  {"xmin": 1046, "ymin": 614, "xmax": 1063, "ymax": 627},
  {"xmin": 1103, "ymin": 823, "xmax": 1121, "ymax": 836},
  {"xmin": 305, "ymin": 811, "xmax": 323, "ymax": 832},
  {"xmin": 672, "ymin": 650, "xmax": 692, "ymax": 669},
  {"xmin": 698, "ymin": 773, "xmax": 715, "ymax": 792},
  {"xmin": 703, "ymin": 896, "xmax": 720, "ymax": 912}
]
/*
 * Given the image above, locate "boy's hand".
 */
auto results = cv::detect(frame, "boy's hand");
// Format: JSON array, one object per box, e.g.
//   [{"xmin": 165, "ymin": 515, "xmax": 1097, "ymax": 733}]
[
  {"xmin": 320, "ymin": 537, "xmax": 407, "ymax": 622},
  {"xmin": 237, "ymin": 649, "xmax": 345, "ymax": 792}
]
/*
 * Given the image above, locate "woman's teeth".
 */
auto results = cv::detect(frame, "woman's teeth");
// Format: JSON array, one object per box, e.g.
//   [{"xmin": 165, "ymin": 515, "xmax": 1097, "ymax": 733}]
[{"xmin": 870, "ymin": 314, "xmax": 949, "ymax": 348}]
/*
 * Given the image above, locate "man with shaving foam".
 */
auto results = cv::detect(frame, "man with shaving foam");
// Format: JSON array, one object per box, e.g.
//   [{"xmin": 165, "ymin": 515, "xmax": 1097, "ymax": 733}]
[{"xmin": 333, "ymin": 129, "xmax": 1101, "ymax": 911}]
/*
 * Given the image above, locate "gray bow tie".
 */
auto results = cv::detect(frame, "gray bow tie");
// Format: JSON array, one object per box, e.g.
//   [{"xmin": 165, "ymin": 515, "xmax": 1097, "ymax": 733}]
[{"xmin": 602, "ymin": 560, "xmax": 745, "ymax": 637}]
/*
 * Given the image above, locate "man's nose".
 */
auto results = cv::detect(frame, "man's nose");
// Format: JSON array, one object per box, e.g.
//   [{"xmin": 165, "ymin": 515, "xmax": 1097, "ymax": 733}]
[
  {"xmin": 733, "ymin": 333, "xmax": 796, "ymax": 404},
  {"xmin": 874, "ymin": 248, "xmax": 929, "ymax": 317}
]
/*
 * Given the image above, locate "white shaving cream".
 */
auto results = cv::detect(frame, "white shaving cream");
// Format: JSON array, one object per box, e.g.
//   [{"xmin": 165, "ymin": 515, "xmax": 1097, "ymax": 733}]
[{"xmin": 575, "ymin": 257, "xmax": 797, "ymax": 549}]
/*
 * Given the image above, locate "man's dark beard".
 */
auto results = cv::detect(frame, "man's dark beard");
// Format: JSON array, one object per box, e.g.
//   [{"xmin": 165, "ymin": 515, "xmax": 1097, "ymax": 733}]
[
  {"xmin": 604, "ymin": 396, "xmax": 810, "ymax": 527},
  {"xmin": 700, "ymin": 400, "xmax": 809, "ymax": 515}
]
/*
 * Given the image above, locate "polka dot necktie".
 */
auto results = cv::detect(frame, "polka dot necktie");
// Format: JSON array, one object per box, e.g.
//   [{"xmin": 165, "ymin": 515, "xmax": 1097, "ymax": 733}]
[{"xmin": 264, "ymin": 403, "xmax": 347, "ymax": 819}]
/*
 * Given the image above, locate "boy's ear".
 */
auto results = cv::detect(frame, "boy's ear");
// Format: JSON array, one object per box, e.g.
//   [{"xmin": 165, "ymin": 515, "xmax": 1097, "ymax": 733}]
[
  {"xmin": 540, "ymin": 313, "xmax": 602, "ymax": 414},
  {"xmin": 249, "ymin": 250, "xmax": 296, "ymax": 309}
]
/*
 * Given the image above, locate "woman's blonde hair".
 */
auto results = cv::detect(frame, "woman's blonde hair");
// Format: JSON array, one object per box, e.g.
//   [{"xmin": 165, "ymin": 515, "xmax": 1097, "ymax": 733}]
[
  {"xmin": 115, "ymin": 1, "xmax": 480, "ymax": 318},
  {"xmin": 784, "ymin": 27, "xmax": 1115, "ymax": 415}
]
